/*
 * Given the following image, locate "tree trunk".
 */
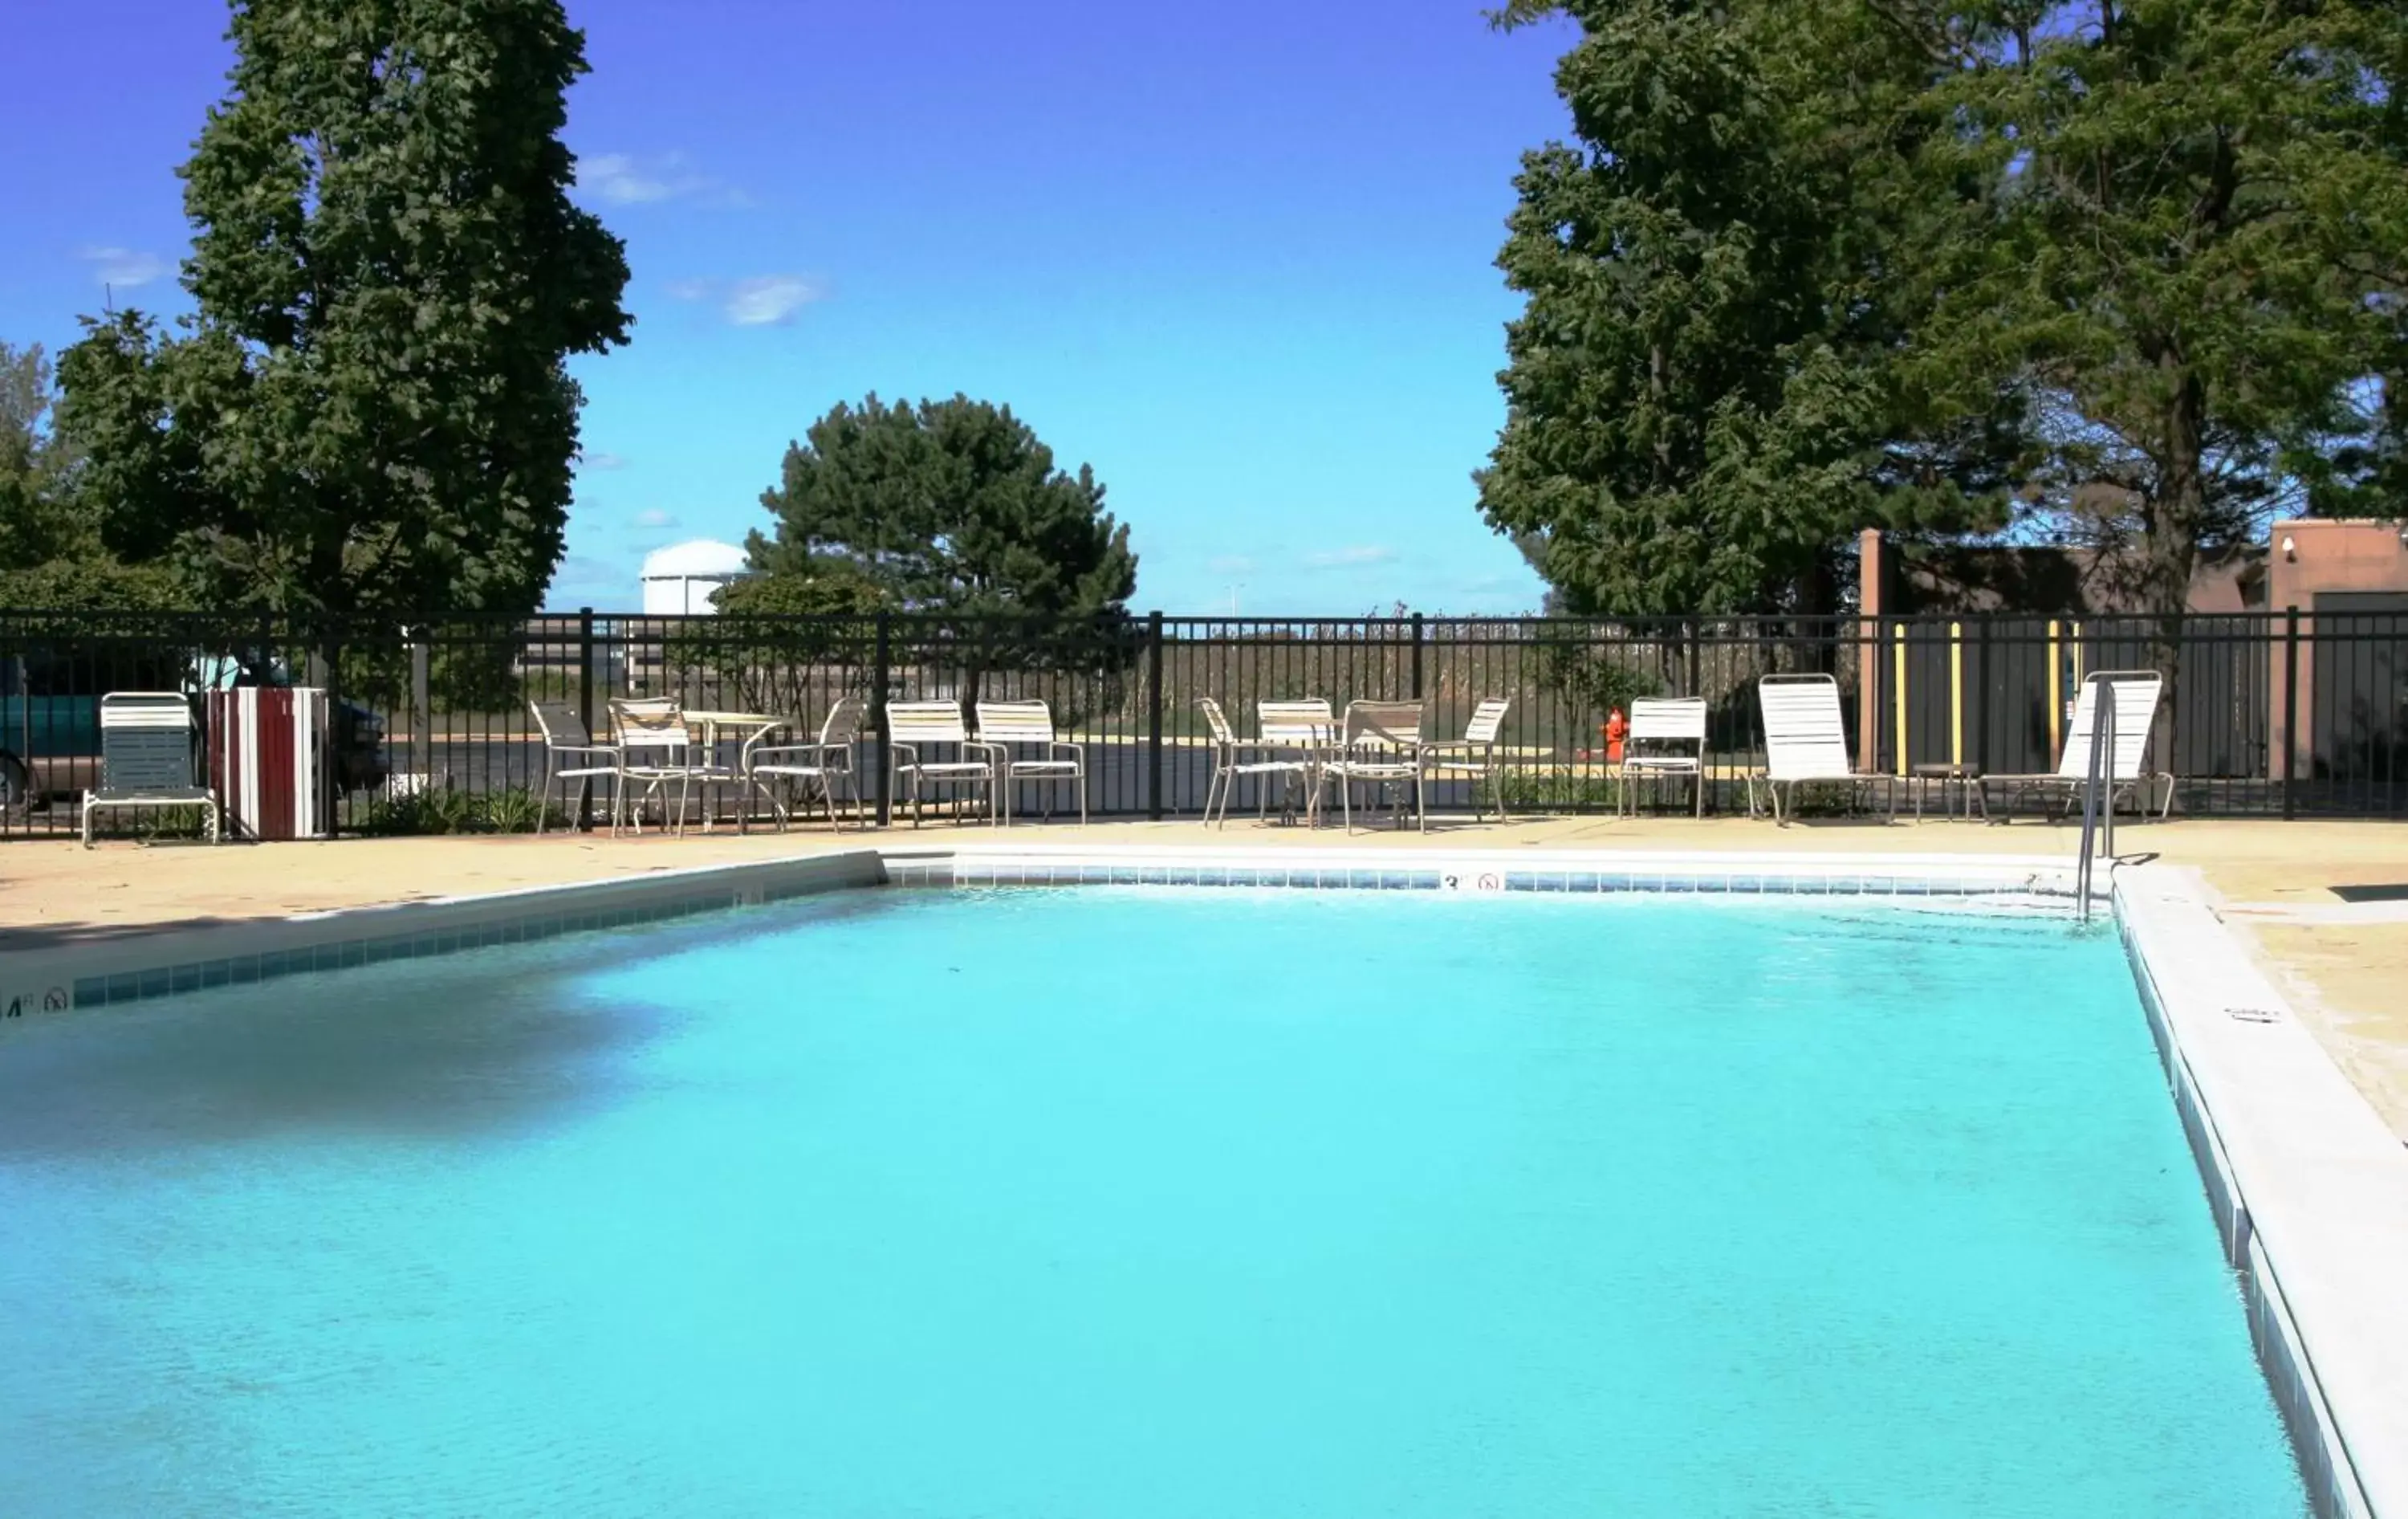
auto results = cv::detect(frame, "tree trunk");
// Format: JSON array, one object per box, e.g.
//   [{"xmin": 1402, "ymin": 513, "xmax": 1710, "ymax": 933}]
[{"xmin": 2140, "ymin": 363, "xmax": 2207, "ymax": 785}]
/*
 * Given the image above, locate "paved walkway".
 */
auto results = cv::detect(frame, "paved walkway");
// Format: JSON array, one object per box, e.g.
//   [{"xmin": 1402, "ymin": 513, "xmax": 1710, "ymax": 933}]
[{"xmin": 7, "ymin": 815, "xmax": 2403, "ymax": 1135}]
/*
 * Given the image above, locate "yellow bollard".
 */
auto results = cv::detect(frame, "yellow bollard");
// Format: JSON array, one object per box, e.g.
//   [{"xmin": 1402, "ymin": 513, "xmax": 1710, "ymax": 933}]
[
  {"xmin": 1949, "ymin": 621, "xmax": 1964, "ymax": 768},
  {"xmin": 1892, "ymin": 625, "xmax": 1908, "ymax": 778},
  {"xmin": 2046, "ymin": 620, "xmax": 2063, "ymax": 761}
]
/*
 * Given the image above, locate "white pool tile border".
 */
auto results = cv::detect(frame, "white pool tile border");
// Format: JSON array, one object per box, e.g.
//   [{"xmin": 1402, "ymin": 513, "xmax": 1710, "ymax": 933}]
[
  {"xmin": 2116, "ymin": 865, "xmax": 2406, "ymax": 1519},
  {"xmin": 5, "ymin": 841, "xmax": 2401, "ymax": 1517}
]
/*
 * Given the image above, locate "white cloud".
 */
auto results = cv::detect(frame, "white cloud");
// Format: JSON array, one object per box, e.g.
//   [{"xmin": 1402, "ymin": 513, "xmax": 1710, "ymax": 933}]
[
  {"xmin": 725, "ymin": 275, "xmax": 822, "ymax": 326},
  {"xmin": 1206, "ymin": 555, "xmax": 1255, "ymax": 574},
  {"xmin": 79, "ymin": 246, "xmax": 168, "ymax": 287},
  {"xmin": 667, "ymin": 274, "xmax": 828, "ymax": 327},
  {"xmin": 632, "ymin": 507, "xmax": 679, "ymax": 529},
  {"xmin": 1304, "ymin": 545, "xmax": 1400, "ymax": 570},
  {"xmin": 576, "ymin": 152, "xmax": 716, "ymax": 206},
  {"xmin": 576, "ymin": 449, "xmax": 627, "ymax": 471}
]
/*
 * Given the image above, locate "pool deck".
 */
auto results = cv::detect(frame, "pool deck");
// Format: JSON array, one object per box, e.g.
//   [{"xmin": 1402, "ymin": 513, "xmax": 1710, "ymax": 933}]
[{"xmin": 6, "ymin": 814, "xmax": 2406, "ymax": 1138}]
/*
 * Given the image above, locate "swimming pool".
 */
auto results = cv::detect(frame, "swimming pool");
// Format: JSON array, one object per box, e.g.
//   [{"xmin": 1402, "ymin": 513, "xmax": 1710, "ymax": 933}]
[{"xmin": 0, "ymin": 886, "xmax": 2305, "ymax": 1517}]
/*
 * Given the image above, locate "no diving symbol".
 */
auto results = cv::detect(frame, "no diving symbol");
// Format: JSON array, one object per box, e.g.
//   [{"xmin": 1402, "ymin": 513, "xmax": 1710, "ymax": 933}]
[{"xmin": 3, "ymin": 988, "xmax": 68, "ymax": 1018}]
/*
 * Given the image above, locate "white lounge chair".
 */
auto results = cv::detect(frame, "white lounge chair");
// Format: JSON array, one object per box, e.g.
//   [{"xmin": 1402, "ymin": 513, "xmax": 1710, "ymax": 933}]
[
  {"xmin": 1754, "ymin": 674, "xmax": 1873, "ymax": 825},
  {"xmin": 888, "ymin": 699, "xmax": 998, "ymax": 827},
  {"xmin": 1198, "ymin": 698, "xmax": 1316, "ymax": 827},
  {"xmin": 529, "ymin": 699, "xmax": 618, "ymax": 835},
  {"xmin": 1985, "ymin": 670, "xmax": 2173, "ymax": 821},
  {"xmin": 975, "ymin": 698, "xmax": 1086, "ymax": 825},
  {"xmin": 1421, "ymin": 697, "xmax": 1512, "ymax": 824},
  {"xmin": 81, "ymin": 693, "xmax": 220, "ymax": 848},
  {"xmin": 1318, "ymin": 698, "xmax": 1426, "ymax": 833},
  {"xmin": 1619, "ymin": 695, "xmax": 1707, "ymax": 817},
  {"xmin": 745, "ymin": 696, "xmax": 865, "ymax": 831}
]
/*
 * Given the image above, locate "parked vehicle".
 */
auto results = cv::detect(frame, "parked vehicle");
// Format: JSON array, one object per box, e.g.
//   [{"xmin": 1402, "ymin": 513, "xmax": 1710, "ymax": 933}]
[{"xmin": 0, "ymin": 652, "xmax": 389, "ymax": 808}]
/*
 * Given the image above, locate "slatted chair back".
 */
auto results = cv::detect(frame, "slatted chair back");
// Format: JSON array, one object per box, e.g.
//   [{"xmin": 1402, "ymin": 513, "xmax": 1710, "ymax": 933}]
[
  {"xmin": 887, "ymin": 700, "xmax": 971, "ymax": 746},
  {"xmin": 1460, "ymin": 698, "xmax": 1511, "ymax": 745},
  {"xmin": 1196, "ymin": 697, "xmax": 1237, "ymax": 746},
  {"xmin": 1629, "ymin": 697, "xmax": 1707, "ymax": 744},
  {"xmin": 98, "ymin": 694, "xmax": 199, "ymax": 793},
  {"xmin": 974, "ymin": 700, "xmax": 1057, "ymax": 746},
  {"xmin": 1258, "ymin": 698, "xmax": 1335, "ymax": 748},
  {"xmin": 816, "ymin": 696, "xmax": 867, "ymax": 747},
  {"xmin": 609, "ymin": 697, "xmax": 690, "ymax": 757},
  {"xmin": 1757, "ymin": 675, "xmax": 1853, "ymax": 781},
  {"xmin": 530, "ymin": 700, "xmax": 597, "ymax": 749},
  {"xmin": 2056, "ymin": 673, "xmax": 2162, "ymax": 781},
  {"xmin": 1342, "ymin": 699, "xmax": 1425, "ymax": 751}
]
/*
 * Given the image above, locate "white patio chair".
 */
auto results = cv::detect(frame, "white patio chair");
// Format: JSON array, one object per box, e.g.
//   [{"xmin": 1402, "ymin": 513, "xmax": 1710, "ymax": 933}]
[
  {"xmin": 1985, "ymin": 670, "xmax": 2173, "ymax": 821},
  {"xmin": 888, "ymin": 699, "xmax": 999, "ymax": 827},
  {"xmin": 1754, "ymin": 674, "xmax": 1872, "ymax": 825},
  {"xmin": 744, "ymin": 696, "xmax": 865, "ymax": 832},
  {"xmin": 1619, "ymin": 696, "xmax": 1708, "ymax": 817},
  {"xmin": 974, "ymin": 698, "xmax": 1086, "ymax": 825},
  {"xmin": 528, "ymin": 699, "xmax": 618, "ymax": 835},
  {"xmin": 1318, "ymin": 698, "xmax": 1426, "ymax": 833},
  {"xmin": 608, "ymin": 696, "xmax": 709, "ymax": 837},
  {"xmin": 1249, "ymin": 698, "xmax": 1338, "ymax": 825},
  {"xmin": 1420, "ymin": 697, "xmax": 1511, "ymax": 824},
  {"xmin": 1198, "ymin": 698, "xmax": 1316, "ymax": 827},
  {"xmin": 81, "ymin": 693, "xmax": 220, "ymax": 848}
]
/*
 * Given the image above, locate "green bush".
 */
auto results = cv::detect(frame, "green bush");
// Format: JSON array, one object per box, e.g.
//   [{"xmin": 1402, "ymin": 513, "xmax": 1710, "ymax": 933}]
[{"xmin": 359, "ymin": 783, "xmax": 564, "ymax": 836}]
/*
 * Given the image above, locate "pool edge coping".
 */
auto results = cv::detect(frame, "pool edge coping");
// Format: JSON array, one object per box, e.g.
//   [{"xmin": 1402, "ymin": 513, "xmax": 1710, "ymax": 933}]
[{"xmin": 6, "ymin": 841, "xmax": 2401, "ymax": 1516}]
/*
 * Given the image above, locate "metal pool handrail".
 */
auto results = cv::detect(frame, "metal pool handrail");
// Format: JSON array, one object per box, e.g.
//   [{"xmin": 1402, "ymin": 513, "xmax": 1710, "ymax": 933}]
[{"xmin": 2074, "ymin": 672, "xmax": 2125, "ymax": 922}]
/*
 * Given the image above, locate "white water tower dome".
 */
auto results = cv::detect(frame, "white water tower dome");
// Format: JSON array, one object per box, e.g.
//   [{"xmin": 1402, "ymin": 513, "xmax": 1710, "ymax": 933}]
[{"xmin": 640, "ymin": 539, "xmax": 756, "ymax": 616}]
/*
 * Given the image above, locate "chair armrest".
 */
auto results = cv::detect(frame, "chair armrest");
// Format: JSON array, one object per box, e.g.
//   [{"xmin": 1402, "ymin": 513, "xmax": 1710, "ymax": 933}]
[
  {"xmin": 1049, "ymin": 739, "xmax": 1084, "ymax": 762},
  {"xmin": 891, "ymin": 740, "xmax": 922, "ymax": 766},
  {"xmin": 554, "ymin": 743, "xmax": 619, "ymax": 764}
]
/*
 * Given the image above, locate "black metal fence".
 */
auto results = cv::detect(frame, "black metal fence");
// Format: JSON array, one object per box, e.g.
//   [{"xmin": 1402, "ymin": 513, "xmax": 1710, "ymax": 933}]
[{"xmin": 2, "ymin": 607, "xmax": 2401, "ymax": 837}]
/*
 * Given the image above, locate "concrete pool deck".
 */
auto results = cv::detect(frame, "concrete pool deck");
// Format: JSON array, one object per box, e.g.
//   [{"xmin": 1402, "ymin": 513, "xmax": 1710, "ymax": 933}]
[{"xmin": 5, "ymin": 813, "xmax": 2405, "ymax": 1136}]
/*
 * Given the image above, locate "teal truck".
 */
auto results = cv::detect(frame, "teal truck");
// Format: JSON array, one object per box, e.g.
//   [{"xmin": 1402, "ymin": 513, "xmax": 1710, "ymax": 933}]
[{"xmin": 0, "ymin": 654, "xmax": 388, "ymax": 809}]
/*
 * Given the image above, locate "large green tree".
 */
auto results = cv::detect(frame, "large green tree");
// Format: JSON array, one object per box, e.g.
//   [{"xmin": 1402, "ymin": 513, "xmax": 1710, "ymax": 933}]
[
  {"xmin": 1906, "ymin": 0, "xmax": 2408, "ymax": 626},
  {"xmin": 53, "ymin": 0, "xmax": 631, "ymax": 620},
  {"xmin": 750, "ymin": 393, "xmax": 1137, "ymax": 619},
  {"xmin": 1479, "ymin": 0, "xmax": 2018, "ymax": 617}
]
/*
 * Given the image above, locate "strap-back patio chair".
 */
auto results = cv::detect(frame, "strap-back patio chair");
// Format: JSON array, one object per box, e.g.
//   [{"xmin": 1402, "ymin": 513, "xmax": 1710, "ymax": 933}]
[
  {"xmin": 889, "ymin": 700, "xmax": 999, "ymax": 826},
  {"xmin": 974, "ymin": 698, "xmax": 1087, "ymax": 825},
  {"xmin": 81, "ymin": 692, "xmax": 220, "ymax": 848}
]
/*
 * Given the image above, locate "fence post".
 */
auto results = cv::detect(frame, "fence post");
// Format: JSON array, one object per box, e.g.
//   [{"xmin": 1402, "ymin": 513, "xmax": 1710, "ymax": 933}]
[
  {"xmin": 2282, "ymin": 605, "xmax": 2299, "ymax": 821},
  {"xmin": 1975, "ymin": 613, "xmax": 1992, "ymax": 775},
  {"xmin": 1146, "ymin": 609, "xmax": 1165, "ymax": 820},
  {"xmin": 410, "ymin": 630, "xmax": 433, "ymax": 795},
  {"xmin": 575, "ymin": 608, "xmax": 596, "ymax": 829},
  {"xmin": 873, "ymin": 612, "xmax": 893, "ymax": 827},
  {"xmin": 1409, "ymin": 612, "xmax": 1424, "ymax": 700}
]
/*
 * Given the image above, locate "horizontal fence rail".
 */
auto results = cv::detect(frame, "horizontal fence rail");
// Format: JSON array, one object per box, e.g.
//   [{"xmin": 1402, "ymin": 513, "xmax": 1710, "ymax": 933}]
[{"xmin": 1, "ymin": 607, "xmax": 2400, "ymax": 838}]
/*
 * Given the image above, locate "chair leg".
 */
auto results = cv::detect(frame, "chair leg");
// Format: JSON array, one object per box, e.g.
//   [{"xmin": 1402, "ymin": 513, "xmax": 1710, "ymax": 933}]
[{"xmin": 1694, "ymin": 768, "xmax": 1704, "ymax": 817}]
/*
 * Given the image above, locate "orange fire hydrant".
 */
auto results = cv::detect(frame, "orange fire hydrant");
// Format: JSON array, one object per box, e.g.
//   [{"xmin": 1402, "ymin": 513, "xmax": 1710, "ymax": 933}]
[{"xmin": 1604, "ymin": 707, "xmax": 1628, "ymax": 766}]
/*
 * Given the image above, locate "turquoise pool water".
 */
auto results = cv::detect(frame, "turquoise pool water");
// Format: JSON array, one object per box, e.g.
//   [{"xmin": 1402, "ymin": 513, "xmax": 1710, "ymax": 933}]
[{"xmin": 0, "ymin": 889, "xmax": 2304, "ymax": 1517}]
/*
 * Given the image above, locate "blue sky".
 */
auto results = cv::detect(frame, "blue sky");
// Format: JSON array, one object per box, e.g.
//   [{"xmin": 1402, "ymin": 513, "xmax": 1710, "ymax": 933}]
[{"xmin": 0, "ymin": 1, "xmax": 1575, "ymax": 614}]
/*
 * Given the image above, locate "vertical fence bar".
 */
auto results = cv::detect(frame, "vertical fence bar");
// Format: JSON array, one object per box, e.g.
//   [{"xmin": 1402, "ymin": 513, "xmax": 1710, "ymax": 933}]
[
  {"xmin": 2282, "ymin": 605, "xmax": 2299, "ymax": 821},
  {"xmin": 1409, "ymin": 612, "xmax": 1424, "ymax": 700},
  {"xmin": 872, "ymin": 612, "xmax": 892, "ymax": 826},
  {"xmin": 575, "ymin": 608, "xmax": 596, "ymax": 829},
  {"xmin": 1145, "ymin": 610, "xmax": 1165, "ymax": 820}
]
